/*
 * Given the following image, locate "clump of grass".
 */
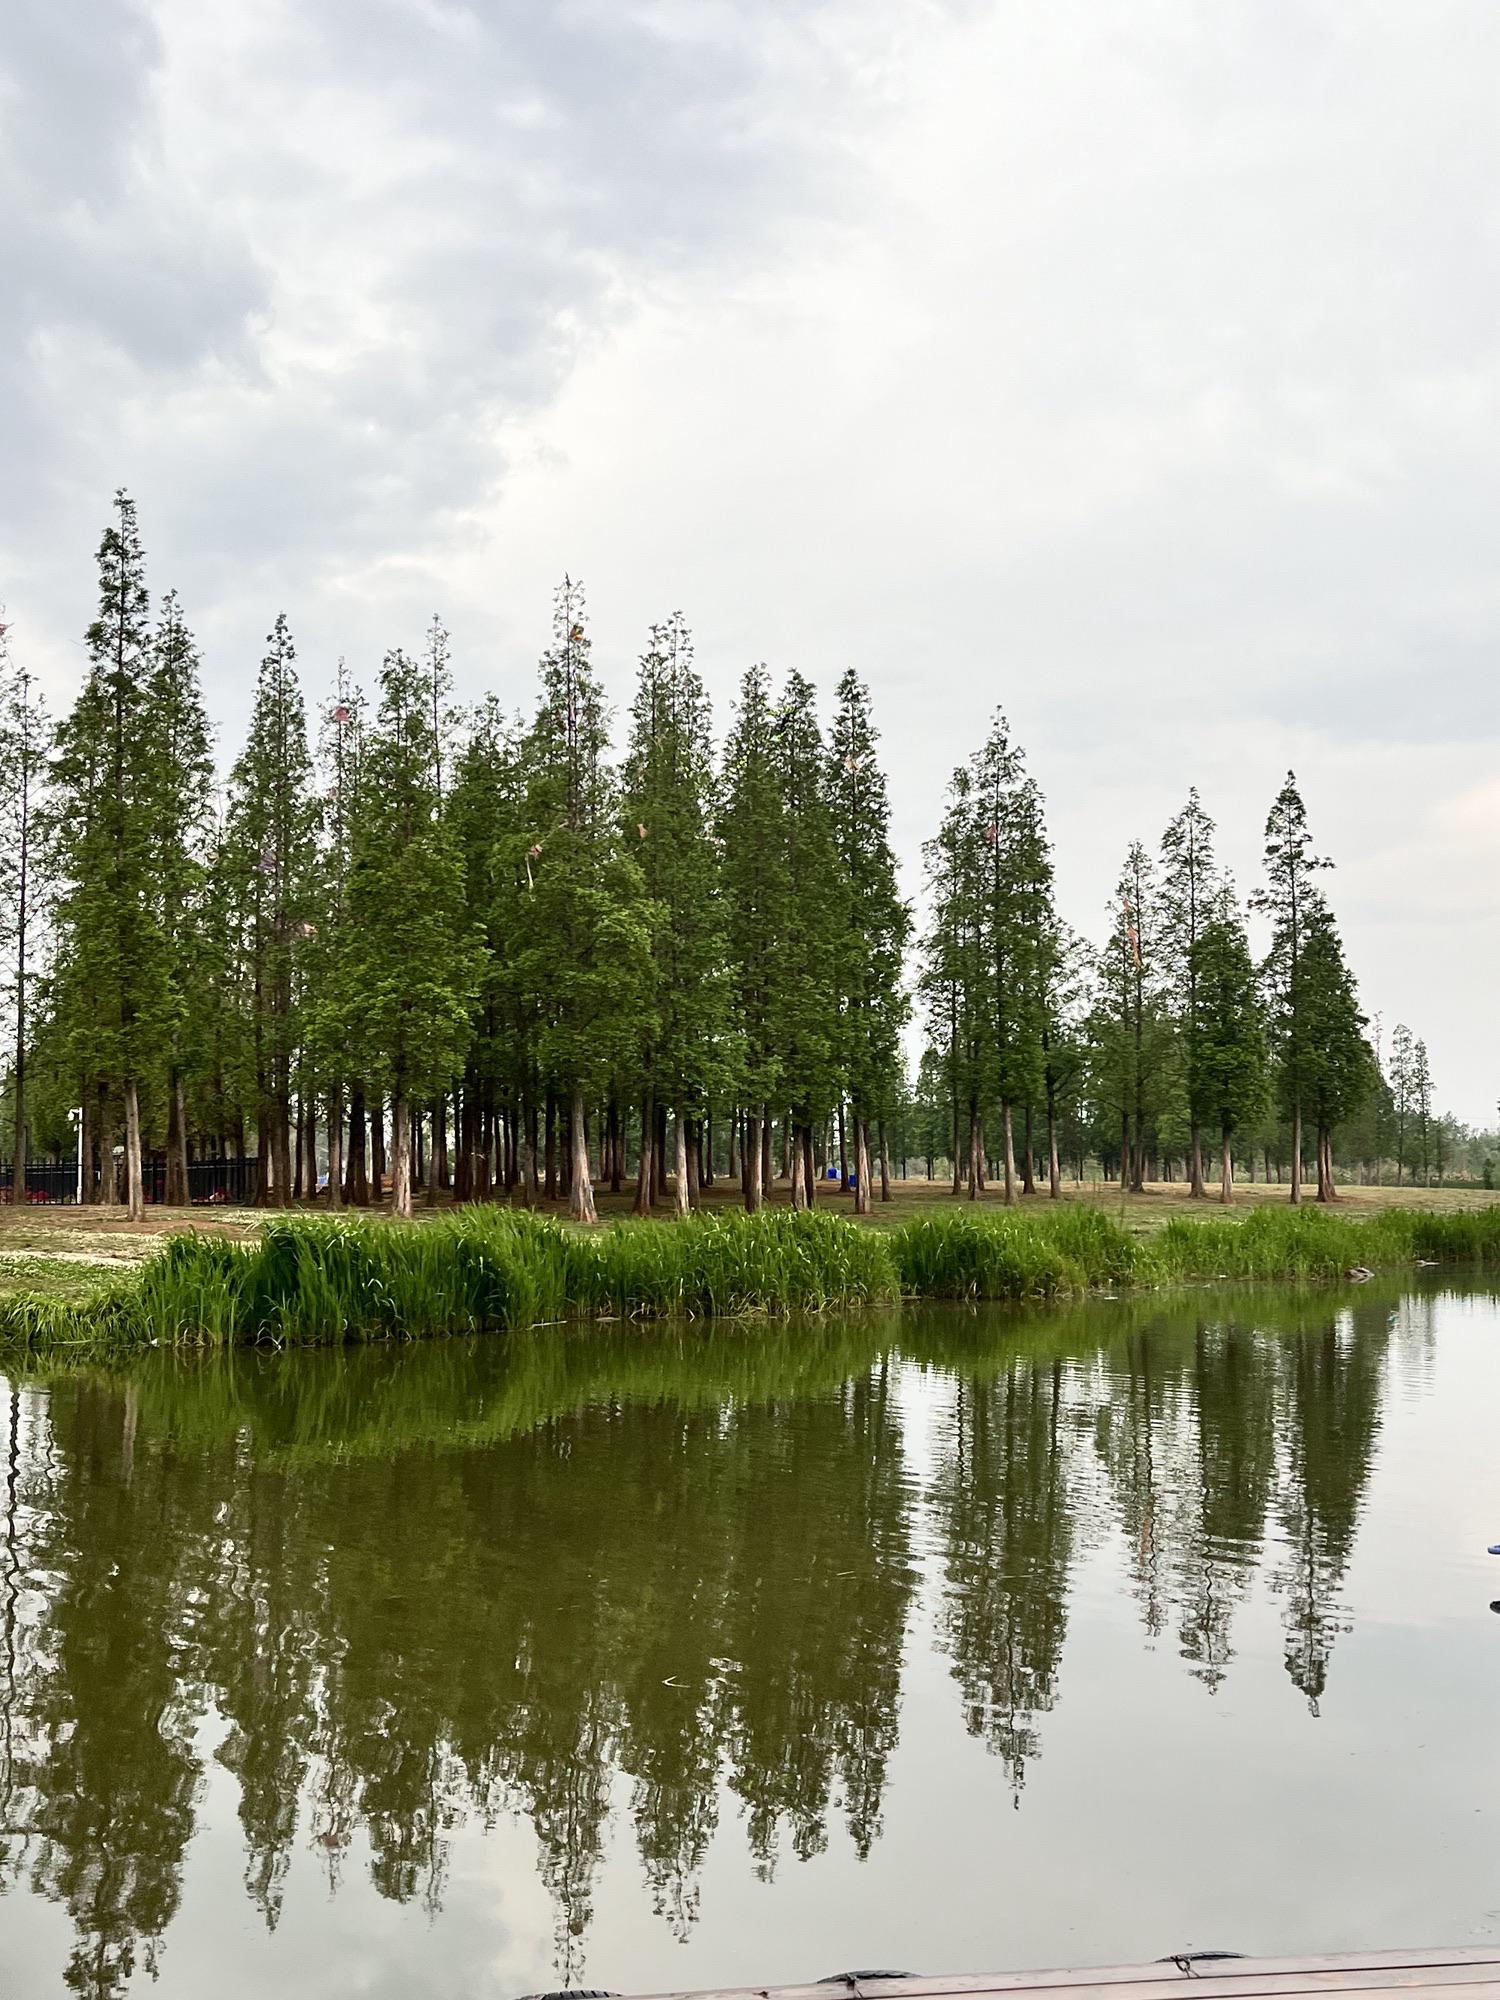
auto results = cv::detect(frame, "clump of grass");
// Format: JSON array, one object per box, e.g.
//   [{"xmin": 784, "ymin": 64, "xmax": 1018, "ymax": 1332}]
[{"xmin": 890, "ymin": 1206, "xmax": 1141, "ymax": 1299}]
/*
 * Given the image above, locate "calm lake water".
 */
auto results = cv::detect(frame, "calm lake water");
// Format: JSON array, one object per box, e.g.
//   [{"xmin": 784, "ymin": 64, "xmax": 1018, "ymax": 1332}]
[{"xmin": 2, "ymin": 1282, "xmax": 1498, "ymax": 1999}]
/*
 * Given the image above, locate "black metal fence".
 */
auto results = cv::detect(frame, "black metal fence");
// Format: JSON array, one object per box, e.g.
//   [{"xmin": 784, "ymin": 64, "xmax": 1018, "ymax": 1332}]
[{"xmin": 1, "ymin": 1156, "xmax": 262, "ymax": 1207}]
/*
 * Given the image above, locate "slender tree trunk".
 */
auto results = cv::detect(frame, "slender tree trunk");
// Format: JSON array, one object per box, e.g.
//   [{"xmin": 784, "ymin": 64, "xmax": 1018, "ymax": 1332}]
[
  {"xmin": 635, "ymin": 1089, "xmax": 655, "ymax": 1214},
  {"xmin": 1220, "ymin": 1117, "xmax": 1234, "ymax": 1205},
  {"xmin": 371, "ymin": 1101, "xmax": 386, "ymax": 1201},
  {"xmin": 327, "ymin": 1086, "xmax": 344, "ymax": 1209},
  {"xmin": 687, "ymin": 1117, "xmax": 702, "ymax": 1206},
  {"xmin": 673, "ymin": 1105, "xmax": 691, "ymax": 1218},
  {"xmin": 1021, "ymin": 1103, "xmax": 1037, "ymax": 1196},
  {"xmin": 702, "ymin": 1112, "xmax": 713, "ymax": 1186},
  {"xmin": 391, "ymin": 1091, "xmax": 412, "ymax": 1218},
  {"xmin": 164, "ymin": 1071, "xmax": 189, "ymax": 1206},
  {"xmin": 968, "ymin": 1109, "xmax": 982, "ymax": 1201},
  {"xmin": 345, "ymin": 1087, "xmax": 369, "ymax": 1205},
  {"xmin": 790, "ymin": 1124, "xmax": 808, "ymax": 1210},
  {"xmin": 1289, "ymin": 1101, "xmax": 1303, "ymax": 1205},
  {"xmin": 879, "ymin": 1119, "xmax": 893, "ymax": 1203},
  {"xmin": 608, "ymin": 1099, "xmax": 622, "ymax": 1194},
  {"xmin": 1001, "ymin": 1099, "xmax": 1018, "ymax": 1205},
  {"xmin": 522, "ymin": 1097, "xmax": 540, "ymax": 1205},
  {"xmin": 760, "ymin": 1116, "xmax": 772, "ymax": 1199},
  {"xmin": 569, "ymin": 1090, "xmax": 597, "ymax": 1223},
  {"xmin": 123, "ymin": 1079, "xmax": 145, "ymax": 1223},
  {"xmin": 1189, "ymin": 1120, "xmax": 1206, "ymax": 1199},
  {"xmin": 435, "ymin": 1095, "xmax": 450, "ymax": 1191},
  {"xmin": 838, "ymin": 1102, "xmax": 850, "ymax": 1191},
  {"xmin": 543, "ymin": 1092, "xmax": 557, "ymax": 1200},
  {"xmin": 801, "ymin": 1126, "xmax": 817, "ymax": 1207},
  {"xmin": 853, "ymin": 1116, "xmax": 873, "ymax": 1216},
  {"xmin": 742, "ymin": 1108, "xmax": 763, "ymax": 1213}
]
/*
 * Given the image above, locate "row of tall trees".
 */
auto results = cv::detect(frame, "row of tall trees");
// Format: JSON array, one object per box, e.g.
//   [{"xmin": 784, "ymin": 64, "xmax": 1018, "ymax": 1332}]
[
  {"xmin": 0, "ymin": 494, "xmax": 1461, "ymax": 1215},
  {"xmin": 919, "ymin": 727, "xmax": 1377, "ymax": 1203},
  {"xmin": 2, "ymin": 496, "xmax": 912, "ymax": 1218}
]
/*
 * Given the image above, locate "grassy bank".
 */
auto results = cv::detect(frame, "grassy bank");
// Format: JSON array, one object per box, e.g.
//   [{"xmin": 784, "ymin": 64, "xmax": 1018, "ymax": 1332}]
[{"xmin": 3, "ymin": 1199, "xmax": 1500, "ymax": 1352}]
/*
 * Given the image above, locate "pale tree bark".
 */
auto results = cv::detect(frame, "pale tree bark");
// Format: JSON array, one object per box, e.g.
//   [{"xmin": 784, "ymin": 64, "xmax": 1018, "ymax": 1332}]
[
  {"xmin": 760, "ymin": 1118, "xmax": 772, "ymax": 1199},
  {"xmin": 1001, "ymin": 1100, "xmax": 1018, "ymax": 1205},
  {"xmin": 968, "ymin": 1111, "xmax": 983, "ymax": 1201},
  {"xmin": 391, "ymin": 1093, "xmax": 413, "ymax": 1218},
  {"xmin": 327, "ymin": 1086, "xmax": 344, "ymax": 1209},
  {"xmin": 790, "ymin": 1126, "xmax": 808, "ymax": 1210},
  {"xmin": 853, "ymin": 1116, "xmax": 873, "ymax": 1216},
  {"xmin": 674, "ymin": 1106, "xmax": 691, "ymax": 1219},
  {"xmin": 1220, "ymin": 1119, "xmax": 1234, "ymax": 1205},
  {"xmin": 878, "ymin": 1119, "xmax": 893, "ymax": 1203},
  {"xmin": 123, "ymin": 1079, "xmax": 145, "ymax": 1223},
  {"xmin": 569, "ymin": 1089, "xmax": 597, "ymax": 1223},
  {"xmin": 744, "ymin": 1108, "xmax": 764, "ymax": 1213},
  {"xmin": 687, "ymin": 1118, "xmax": 702, "ymax": 1205},
  {"xmin": 522, "ymin": 1102, "xmax": 540, "ymax": 1206},
  {"xmin": 1189, "ymin": 1123, "xmax": 1207, "ymax": 1199},
  {"xmin": 1021, "ymin": 1104, "xmax": 1037, "ymax": 1196}
]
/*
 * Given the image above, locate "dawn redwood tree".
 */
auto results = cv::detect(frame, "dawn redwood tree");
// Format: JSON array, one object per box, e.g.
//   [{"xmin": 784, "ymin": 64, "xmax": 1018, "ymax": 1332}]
[
  {"xmin": 224, "ymin": 613, "xmax": 319, "ymax": 1204},
  {"xmin": 333, "ymin": 647, "xmax": 481, "ymax": 1217},
  {"xmin": 771, "ymin": 670, "xmax": 840, "ymax": 1208},
  {"xmin": 827, "ymin": 668, "xmax": 909, "ymax": 1212},
  {"xmin": 1094, "ymin": 841, "xmax": 1167, "ymax": 1191},
  {"xmin": 1160, "ymin": 788, "xmax": 1217, "ymax": 1197},
  {"xmin": 48, "ymin": 491, "xmax": 168, "ymax": 1218},
  {"xmin": 621, "ymin": 613, "xmax": 729, "ymax": 1217},
  {"xmin": 921, "ymin": 765, "xmax": 985, "ymax": 1196},
  {"xmin": 518, "ymin": 578, "xmax": 654, "ymax": 1222},
  {"xmin": 1251, "ymin": 772, "xmax": 1333, "ymax": 1205},
  {"xmin": 1296, "ymin": 899, "xmax": 1370, "ymax": 1201},
  {"xmin": 1188, "ymin": 883, "xmax": 1266, "ymax": 1203},
  {"xmin": 1388, "ymin": 1023, "xmax": 1415, "ymax": 1184},
  {"xmin": 720, "ymin": 664, "xmax": 788, "ymax": 1211},
  {"xmin": 146, "ymin": 591, "xmax": 214, "ymax": 1204},
  {"xmin": 0, "ymin": 619, "xmax": 48, "ymax": 1186}
]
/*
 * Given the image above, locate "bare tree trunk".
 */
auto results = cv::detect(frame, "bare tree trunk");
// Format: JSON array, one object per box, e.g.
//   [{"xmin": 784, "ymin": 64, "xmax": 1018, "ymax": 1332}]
[
  {"xmin": 790, "ymin": 1124, "xmax": 808, "ymax": 1210},
  {"xmin": 879, "ymin": 1119, "xmax": 893, "ymax": 1203},
  {"xmin": 635, "ymin": 1089, "xmax": 655, "ymax": 1214},
  {"xmin": 687, "ymin": 1117, "xmax": 702, "ymax": 1206},
  {"xmin": 968, "ymin": 1109, "xmax": 982, "ymax": 1201},
  {"xmin": 761, "ymin": 1116, "xmax": 772, "ymax": 1198},
  {"xmin": 391, "ymin": 1091, "xmax": 412, "ymax": 1218},
  {"xmin": 1021, "ymin": 1102, "xmax": 1037, "ymax": 1196},
  {"xmin": 123, "ymin": 1079, "xmax": 145, "ymax": 1223},
  {"xmin": 608, "ymin": 1099, "xmax": 622, "ymax": 1193},
  {"xmin": 1220, "ymin": 1118, "xmax": 1234, "ymax": 1205},
  {"xmin": 801, "ymin": 1126, "xmax": 817, "ymax": 1207},
  {"xmin": 345, "ymin": 1087, "xmax": 369, "ymax": 1205},
  {"xmin": 327, "ymin": 1086, "xmax": 344, "ymax": 1209},
  {"xmin": 78, "ymin": 1093, "xmax": 94, "ymax": 1207},
  {"xmin": 1001, "ymin": 1100, "xmax": 1018, "ymax": 1205},
  {"xmin": 741, "ymin": 1108, "xmax": 762, "ymax": 1213},
  {"xmin": 569, "ymin": 1090, "xmax": 597, "ymax": 1223},
  {"xmin": 544, "ymin": 1092, "xmax": 557, "ymax": 1200},
  {"xmin": 673, "ymin": 1106, "xmax": 691, "ymax": 1218},
  {"xmin": 1289, "ymin": 1101, "xmax": 1303, "ymax": 1205},
  {"xmin": 162, "ymin": 1071, "xmax": 189, "ymax": 1206},
  {"xmin": 838, "ymin": 1102, "xmax": 850, "ymax": 1191},
  {"xmin": 853, "ymin": 1116, "xmax": 873, "ymax": 1215},
  {"xmin": 522, "ymin": 1097, "xmax": 540, "ymax": 1205},
  {"xmin": 1189, "ymin": 1120, "xmax": 1206, "ymax": 1199}
]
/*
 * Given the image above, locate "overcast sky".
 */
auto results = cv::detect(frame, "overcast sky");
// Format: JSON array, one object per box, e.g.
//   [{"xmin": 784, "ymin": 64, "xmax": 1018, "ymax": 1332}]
[{"xmin": 4, "ymin": 0, "xmax": 1498, "ymax": 1123}]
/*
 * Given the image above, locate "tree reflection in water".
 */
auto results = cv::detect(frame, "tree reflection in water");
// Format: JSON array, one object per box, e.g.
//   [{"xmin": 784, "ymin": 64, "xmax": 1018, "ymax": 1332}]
[{"xmin": 0, "ymin": 1287, "xmax": 1407, "ymax": 1995}]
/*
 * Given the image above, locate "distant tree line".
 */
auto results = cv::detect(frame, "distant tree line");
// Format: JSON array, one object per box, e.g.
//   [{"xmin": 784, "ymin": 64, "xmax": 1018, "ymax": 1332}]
[{"xmin": 0, "ymin": 492, "xmax": 1476, "ymax": 1215}]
